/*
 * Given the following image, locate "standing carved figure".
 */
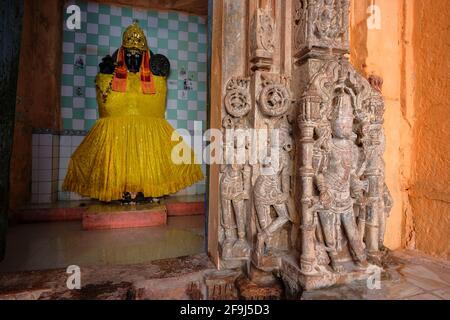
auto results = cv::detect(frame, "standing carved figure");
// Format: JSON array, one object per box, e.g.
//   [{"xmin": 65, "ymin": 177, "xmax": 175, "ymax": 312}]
[
  {"xmin": 315, "ymin": 88, "xmax": 369, "ymax": 272},
  {"xmin": 220, "ymin": 163, "xmax": 251, "ymax": 260},
  {"xmin": 254, "ymin": 123, "xmax": 293, "ymax": 256},
  {"xmin": 356, "ymin": 89, "xmax": 393, "ymax": 262}
]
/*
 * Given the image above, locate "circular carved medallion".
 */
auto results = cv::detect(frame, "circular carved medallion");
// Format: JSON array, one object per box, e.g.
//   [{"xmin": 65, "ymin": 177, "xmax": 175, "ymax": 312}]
[
  {"xmin": 259, "ymin": 84, "xmax": 291, "ymax": 117},
  {"xmin": 224, "ymin": 88, "xmax": 251, "ymax": 118}
]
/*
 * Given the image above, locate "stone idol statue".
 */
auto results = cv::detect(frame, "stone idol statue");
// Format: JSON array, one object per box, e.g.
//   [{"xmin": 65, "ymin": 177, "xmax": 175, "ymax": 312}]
[{"xmin": 63, "ymin": 21, "xmax": 204, "ymax": 203}]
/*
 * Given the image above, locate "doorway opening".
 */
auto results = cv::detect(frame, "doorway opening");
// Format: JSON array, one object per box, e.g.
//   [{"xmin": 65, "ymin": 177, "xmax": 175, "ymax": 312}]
[{"xmin": 2, "ymin": 0, "xmax": 211, "ymax": 273}]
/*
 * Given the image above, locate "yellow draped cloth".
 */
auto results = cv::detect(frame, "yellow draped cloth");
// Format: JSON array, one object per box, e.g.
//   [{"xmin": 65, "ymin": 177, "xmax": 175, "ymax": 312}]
[{"xmin": 63, "ymin": 72, "xmax": 204, "ymax": 202}]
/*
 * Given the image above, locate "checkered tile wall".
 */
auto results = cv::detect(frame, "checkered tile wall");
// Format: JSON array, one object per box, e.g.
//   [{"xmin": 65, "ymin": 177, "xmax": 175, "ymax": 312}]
[
  {"xmin": 28, "ymin": 1, "xmax": 209, "ymax": 203},
  {"xmin": 61, "ymin": 0, "xmax": 208, "ymax": 132}
]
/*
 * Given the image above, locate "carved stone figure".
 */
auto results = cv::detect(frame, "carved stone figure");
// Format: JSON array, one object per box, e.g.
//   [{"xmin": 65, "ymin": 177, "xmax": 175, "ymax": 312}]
[
  {"xmin": 251, "ymin": 70, "xmax": 294, "ymax": 272},
  {"xmin": 289, "ymin": 57, "xmax": 392, "ymax": 290},
  {"xmin": 220, "ymin": 77, "xmax": 252, "ymax": 262},
  {"xmin": 314, "ymin": 87, "xmax": 369, "ymax": 272},
  {"xmin": 294, "ymin": 0, "xmax": 350, "ymax": 57},
  {"xmin": 254, "ymin": 121, "xmax": 293, "ymax": 260},
  {"xmin": 214, "ymin": 0, "xmax": 393, "ymax": 292},
  {"xmin": 312, "ymin": 0, "xmax": 342, "ymax": 42},
  {"xmin": 355, "ymin": 78, "xmax": 393, "ymax": 263},
  {"xmin": 220, "ymin": 163, "xmax": 251, "ymax": 260}
]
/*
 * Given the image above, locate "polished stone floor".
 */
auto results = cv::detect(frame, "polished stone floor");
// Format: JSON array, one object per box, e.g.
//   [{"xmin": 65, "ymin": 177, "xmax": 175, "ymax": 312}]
[{"xmin": 0, "ymin": 216, "xmax": 205, "ymax": 273}]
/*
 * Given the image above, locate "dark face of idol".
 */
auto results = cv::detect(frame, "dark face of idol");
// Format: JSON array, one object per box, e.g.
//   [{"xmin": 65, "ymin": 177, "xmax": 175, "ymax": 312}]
[{"xmin": 124, "ymin": 48, "xmax": 143, "ymax": 73}]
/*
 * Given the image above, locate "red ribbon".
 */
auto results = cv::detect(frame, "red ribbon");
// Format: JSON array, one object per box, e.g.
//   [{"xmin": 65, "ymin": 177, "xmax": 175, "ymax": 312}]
[{"xmin": 112, "ymin": 47, "xmax": 155, "ymax": 95}]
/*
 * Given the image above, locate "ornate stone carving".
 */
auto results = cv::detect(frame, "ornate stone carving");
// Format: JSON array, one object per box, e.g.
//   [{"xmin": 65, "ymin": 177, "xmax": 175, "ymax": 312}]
[
  {"xmin": 220, "ymin": 162, "xmax": 252, "ymax": 260},
  {"xmin": 312, "ymin": 0, "xmax": 344, "ymax": 43},
  {"xmin": 285, "ymin": 58, "xmax": 392, "ymax": 290},
  {"xmin": 219, "ymin": 77, "xmax": 252, "ymax": 264},
  {"xmin": 224, "ymin": 78, "xmax": 251, "ymax": 118},
  {"xmin": 258, "ymin": 74, "xmax": 292, "ymax": 117},
  {"xmin": 253, "ymin": 118, "xmax": 294, "ymax": 271},
  {"xmin": 256, "ymin": 7, "xmax": 275, "ymax": 54},
  {"xmin": 293, "ymin": 0, "xmax": 350, "ymax": 57},
  {"xmin": 215, "ymin": 0, "xmax": 393, "ymax": 294},
  {"xmin": 293, "ymin": 0, "xmax": 307, "ymax": 51},
  {"xmin": 250, "ymin": 5, "xmax": 276, "ymax": 71}
]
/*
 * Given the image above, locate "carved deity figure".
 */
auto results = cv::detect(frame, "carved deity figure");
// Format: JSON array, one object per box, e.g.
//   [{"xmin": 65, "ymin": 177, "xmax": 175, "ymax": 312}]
[
  {"xmin": 220, "ymin": 163, "xmax": 251, "ymax": 260},
  {"xmin": 254, "ymin": 124, "xmax": 293, "ymax": 256},
  {"xmin": 315, "ymin": 88, "xmax": 369, "ymax": 272}
]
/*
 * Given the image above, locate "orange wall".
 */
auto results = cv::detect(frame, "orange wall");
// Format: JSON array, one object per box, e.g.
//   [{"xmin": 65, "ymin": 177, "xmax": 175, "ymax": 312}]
[
  {"xmin": 350, "ymin": 0, "xmax": 406, "ymax": 250},
  {"xmin": 409, "ymin": 0, "xmax": 450, "ymax": 259},
  {"xmin": 351, "ymin": 0, "xmax": 449, "ymax": 259}
]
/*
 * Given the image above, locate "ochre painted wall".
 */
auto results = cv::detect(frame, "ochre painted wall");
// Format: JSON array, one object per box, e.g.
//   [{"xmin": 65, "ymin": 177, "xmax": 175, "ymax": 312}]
[
  {"xmin": 350, "ymin": 0, "xmax": 449, "ymax": 259},
  {"xmin": 409, "ymin": 0, "xmax": 449, "ymax": 259},
  {"xmin": 350, "ymin": 0, "xmax": 407, "ymax": 251}
]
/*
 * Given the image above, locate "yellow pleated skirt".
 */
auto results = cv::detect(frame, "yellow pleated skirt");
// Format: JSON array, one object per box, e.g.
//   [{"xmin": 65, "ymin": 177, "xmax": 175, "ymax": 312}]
[{"xmin": 63, "ymin": 72, "xmax": 204, "ymax": 202}]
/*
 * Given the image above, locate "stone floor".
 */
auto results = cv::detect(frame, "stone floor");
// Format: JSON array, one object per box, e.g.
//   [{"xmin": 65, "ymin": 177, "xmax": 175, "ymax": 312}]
[
  {"xmin": 301, "ymin": 250, "xmax": 450, "ymax": 300},
  {"xmin": 0, "ymin": 215, "xmax": 205, "ymax": 272},
  {"xmin": 0, "ymin": 253, "xmax": 214, "ymax": 300},
  {"xmin": 0, "ymin": 249, "xmax": 448, "ymax": 300}
]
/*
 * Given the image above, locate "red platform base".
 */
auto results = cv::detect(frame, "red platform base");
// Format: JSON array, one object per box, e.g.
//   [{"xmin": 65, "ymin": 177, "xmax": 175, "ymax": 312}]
[
  {"xmin": 16, "ymin": 202, "xmax": 87, "ymax": 223},
  {"xmin": 16, "ymin": 195, "xmax": 205, "ymax": 230},
  {"xmin": 166, "ymin": 202, "xmax": 204, "ymax": 216},
  {"xmin": 82, "ymin": 204, "xmax": 167, "ymax": 230}
]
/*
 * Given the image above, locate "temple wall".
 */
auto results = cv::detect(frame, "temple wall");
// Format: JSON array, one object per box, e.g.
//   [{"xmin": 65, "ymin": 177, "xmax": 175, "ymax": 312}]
[
  {"xmin": 349, "ymin": 0, "xmax": 406, "ymax": 251},
  {"xmin": 10, "ymin": 0, "xmax": 64, "ymax": 209},
  {"xmin": 350, "ymin": 0, "xmax": 449, "ymax": 258},
  {"xmin": 409, "ymin": 0, "xmax": 449, "ymax": 259}
]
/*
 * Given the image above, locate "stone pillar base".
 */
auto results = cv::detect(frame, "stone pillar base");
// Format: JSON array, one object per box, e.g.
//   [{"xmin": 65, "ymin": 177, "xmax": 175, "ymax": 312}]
[{"xmin": 280, "ymin": 254, "xmax": 382, "ymax": 292}]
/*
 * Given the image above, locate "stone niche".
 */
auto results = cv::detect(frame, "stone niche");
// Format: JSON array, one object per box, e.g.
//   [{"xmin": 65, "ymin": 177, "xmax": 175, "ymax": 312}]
[{"xmin": 209, "ymin": 0, "xmax": 392, "ymax": 294}]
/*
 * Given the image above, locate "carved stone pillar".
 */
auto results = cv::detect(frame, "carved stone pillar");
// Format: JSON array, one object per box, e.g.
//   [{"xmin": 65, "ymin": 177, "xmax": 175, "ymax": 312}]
[
  {"xmin": 210, "ymin": 0, "xmax": 392, "ymax": 293},
  {"xmin": 280, "ymin": 0, "xmax": 392, "ymax": 291},
  {"xmin": 210, "ymin": 0, "xmax": 295, "ymax": 274}
]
